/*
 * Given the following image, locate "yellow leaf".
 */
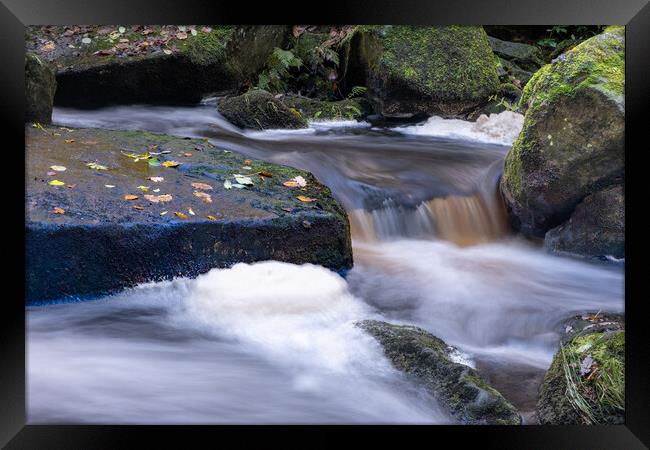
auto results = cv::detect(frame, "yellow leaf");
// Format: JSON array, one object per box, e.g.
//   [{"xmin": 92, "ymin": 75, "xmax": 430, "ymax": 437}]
[
  {"xmin": 137, "ymin": 185, "xmax": 149, "ymax": 192},
  {"xmin": 191, "ymin": 182, "xmax": 213, "ymax": 190},
  {"xmin": 296, "ymin": 195, "xmax": 316, "ymax": 203},
  {"xmin": 123, "ymin": 194, "xmax": 139, "ymax": 201},
  {"xmin": 283, "ymin": 181, "xmax": 300, "ymax": 188},
  {"xmin": 48, "ymin": 180, "xmax": 65, "ymax": 186},
  {"xmin": 206, "ymin": 215, "xmax": 218, "ymax": 221},
  {"xmin": 174, "ymin": 212, "xmax": 188, "ymax": 219},
  {"xmin": 162, "ymin": 161, "xmax": 181, "ymax": 168},
  {"xmin": 64, "ymin": 139, "xmax": 75, "ymax": 144},
  {"xmin": 53, "ymin": 207, "xmax": 65, "ymax": 214}
]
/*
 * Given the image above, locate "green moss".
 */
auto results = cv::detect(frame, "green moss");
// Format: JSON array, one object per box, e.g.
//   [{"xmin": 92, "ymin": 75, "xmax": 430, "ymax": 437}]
[
  {"xmin": 520, "ymin": 26, "xmax": 624, "ymax": 115},
  {"xmin": 181, "ymin": 26, "xmax": 234, "ymax": 65},
  {"xmin": 367, "ymin": 25, "xmax": 499, "ymax": 102}
]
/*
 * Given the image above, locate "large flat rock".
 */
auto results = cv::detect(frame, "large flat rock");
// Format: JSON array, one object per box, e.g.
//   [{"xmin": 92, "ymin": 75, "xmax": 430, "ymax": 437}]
[{"xmin": 26, "ymin": 125, "xmax": 352, "ymax": 303}]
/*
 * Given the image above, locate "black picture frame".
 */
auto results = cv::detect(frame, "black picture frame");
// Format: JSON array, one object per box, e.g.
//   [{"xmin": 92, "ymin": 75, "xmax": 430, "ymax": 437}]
[{"xmin": 2, "ymin": 0, "xmax": 648, "ymax": 447}]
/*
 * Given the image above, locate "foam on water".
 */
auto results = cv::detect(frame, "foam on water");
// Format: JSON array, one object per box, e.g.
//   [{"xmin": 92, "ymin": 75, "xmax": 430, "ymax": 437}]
[{"xmin": 396, "ymin": 111, "xmax": 524, "ymax": 146}]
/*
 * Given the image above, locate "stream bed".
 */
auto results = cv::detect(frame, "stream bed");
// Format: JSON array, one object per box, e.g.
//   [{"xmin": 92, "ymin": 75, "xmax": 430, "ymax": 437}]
[{"xmin": 27, "ymin": 104, "xmax": 624, "ymax": 424}]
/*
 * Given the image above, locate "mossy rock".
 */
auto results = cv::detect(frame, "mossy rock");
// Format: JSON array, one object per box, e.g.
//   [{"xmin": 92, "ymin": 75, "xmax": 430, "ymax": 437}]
[
  {"xmin": 537, "ymin": 329, "xmax": 625, "ymax": 424},
  {"xmin": 25, "ymin": 53, "xmax": 56, "ymax": 124},
  {"xmin": 26, "ymin": 25, "xmax": 289, "ymax": 107},
  {"xmin": 347, "ymin": 26, "xmax": 500, "ymax": 118},
  {"xmin": 545, "ymin": 185, "xmax": 624, "ymax": 258},
  {"xmin": 357, "ymin": 320, "xmax": 521, "ymax": 425},
  {"xmin": 500, "ymin": 26, "xmax": 624, "ymax": 237},
  {"xmin": 280, "ymin": 95, "xmax": 373, "ymax": 121},
  {"xmin": 218, "ymin": 90, "xmax": 308, "ymax": 130}
]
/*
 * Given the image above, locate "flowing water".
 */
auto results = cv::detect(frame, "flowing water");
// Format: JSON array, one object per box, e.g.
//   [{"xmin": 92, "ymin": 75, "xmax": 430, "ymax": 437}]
[{"xmin": 27, "ymin": 103, "xmax": 624, "ymax": 424}]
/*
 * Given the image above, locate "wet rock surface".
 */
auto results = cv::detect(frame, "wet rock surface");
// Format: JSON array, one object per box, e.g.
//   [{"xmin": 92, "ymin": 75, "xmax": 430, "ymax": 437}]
[
  {"xmin": 218, "ymin": 90, "xmax": 308, "ymax": 130},
  {"xmin": 25, "ymin": 53, "xmax": 57, "ymax": 124},
  {"xmin": 357, "ymin": 320, "xmax": 521, "ymax": 425},
  {"xmin": 26, "ymin": 125, "xmax": 352, "ymax": 302}
]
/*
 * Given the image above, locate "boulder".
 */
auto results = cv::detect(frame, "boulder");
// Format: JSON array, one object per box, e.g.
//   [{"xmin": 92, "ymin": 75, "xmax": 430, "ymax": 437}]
[
  {"xmin": 218, "ymin": 90, "xmax": 308, "ymax": 130},
  {"xmin": 488, "ymin": 36, "xmax": 544, "ymax": 72},
  {"xmin": 545, "ymin": 185, "xmax": 624, "ymax": 259},
  {"xmin": 25, "ymin": 53, "xmax": 56, "ymax": 124},
  {"xmin": 357, "ymin": 320, "xmax": 521, "ymax": 425},
  {"xmin": 537, "ymin": 326, "xmax": 624, "ymax": 425},
  {"xmin": 280, "ymin": 95, "xmax": 372, "ymax": 121},
  {"xmin": 25, "ymin": 125, "xmax": 352, "ymax": 302},
  {"xmin": 25, "ymin": 25, "xmax": 289, "ymax": 107},
  {"xmin": 500, "ymin": 26, "xmax": 624, "ymax": 237},
  {"xmin": 345, "ymin": 26, "xmax": 500, "ymax": 118}
]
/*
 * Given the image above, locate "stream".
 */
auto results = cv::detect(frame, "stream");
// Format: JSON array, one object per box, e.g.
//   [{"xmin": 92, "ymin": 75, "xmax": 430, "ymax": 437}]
[{"xmin": 27, "ymin": 102, "xmax": 624, "ymax": 424}]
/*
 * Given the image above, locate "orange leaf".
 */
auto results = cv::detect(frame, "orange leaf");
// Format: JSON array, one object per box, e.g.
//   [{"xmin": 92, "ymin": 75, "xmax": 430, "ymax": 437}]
[
  {"xmin": 123, "ymin": 194, "xmax": 139, "ymax": 201},
  {"xmin": 258, "ymin": 171, "xmax": 273, "ymax": 178},
  {"xmin": 244, "ymin": 159, "xmax": 252, "ymax": 166},
  {"xmin": 296, "ymin": 195, "xmax": 316, "ymax": 203},
  {"xmin": 174, "ymin": 212, "xmax": 188, "ymax": 219},
  {"xmin": 53, "ymin": 207, "xmax": 65, "ymax": 214},
  {"xmin": 191, "ymin": 182, "xmax": 213, "ymax": 190},
  {"xmin": 193, "ymin": 191, "xmax": 213, "ymax": 203},
  {"xmin": 206, "ymin": 215, "xmax": 218, "ymax": 221},
  {"xmin": 283, "ymin": 181, "xmax": 300, "ymax": 188}
]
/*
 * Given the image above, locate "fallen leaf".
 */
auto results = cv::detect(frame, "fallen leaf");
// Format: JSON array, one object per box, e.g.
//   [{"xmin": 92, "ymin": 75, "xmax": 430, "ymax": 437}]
[
  {"xmin": 174, "ymin": 212, "xmax": 188, "ymax": 219},
  {"xmin": 133, "ymin": 205, "xmax": 144, "ymax": 210},
  {"xmin": 258, "ymin": 171, "xmax": 273, "ymax": 178},
  {"xmin": 292, "ymin": 175, "xmax": 307, "ymax": 187},
  {"xmin": 47, "ymin": 171, "xmax": 56, "ymax": 176},
  {"xmin": 153, "ymin": 188, "xmax": 160, "ymax": 193},
  {"xmin": 191, "ymin": 182, "xmax": 212, "ymax": 190},
  {"xmin": 297, "ymin": 195, "xmax": 316, "ymax": 203},
  {"xmin": 283, "ymin": 180, "xmax": 300, "ymax": 188},
  {"xmin": 137, "ymin": 185, "xmax": 150, "ymax": 192},
  {"xmin": 233, "ymin": 174, "xmax": 254, "ymax": 185},
  {"xmin": 201, "ymin": 27, "xmax": 212, "ymax": 33},
  {"xmin": 160, "ymin": 211, "xmax": 168, "ymax": 216},
  {"xmin": 105, "ymin": 185, "xmax": 115, "ymax": 188},
  {"xmin": 148, "ymin": 159, "xmax": 161, "ymax": 167},
  {"xmin": 282, "ymin": 207, "xmax": 293, "ymax": 213},
  {"xmin": 163, "ymin": 49, "xmax": 172, "ymax": 55},
  {"xmin": 148, "ymin": 177, "xmax": 164, "ymax": 182},
  {"xmin": 193, "ymin": 191, "xmax": 212, "ymax": 203},
  {"xmin": 223, "ymin": 179, "xmax": 232, "ymax": 190},
  {"xmin": 183, "ymin": 152, "xmax": 192, "ymax": 157},
  {"xmin": 118, "ymin": 26, "xmax": 126, "ymax": 34},
  {"xmin": 86, "ymin": 162, "xmax": 108, "ymax": 170},
  {"xmin": 176, "ymin": 31, "xmax": 188, "ymax": 40},
  {"xmin": 53, "ymin": 207, "xmax": 65, "ymax": 214},
  {"xmin": 144, "ymin": 194, "xmax": 173, "ymax": 203},
  {"xmin": 244, "ymin": 159, "xmax": 252, "ymax": 166},
  {"xmin": 206, "ymin": 215, "xmax": 218, "ymax": 221},
  {"xmin": 66, "ymin": 184, "xmax": 76, "ymax": 189},
  {"xmin": 81, "ymin": 37, "xmax": 92, "ymax": 44},
  {"xmin": 41, "ymin": 41, "xmax": 56, "ymax": 52},
  {"xmin": 48, "ymin": 180, "xmax": 65, "ymax": 186},
  {"xmin": 188, "ymin": 208, "xmax": 195, "ymax": 215},
  {"xmin": 50, "ymin": 165, "xmax": 66, "ymax": 172},
  {"xmin": 162, "ymin": 161, "xmax": 180, "ymax": 168},
  {"xmin": 64, "ymin": 139, "xmax": 75, "ymax": 144},
  {"xmin": 123, "ymin": 194, "xmax": 139, "ymax": 201}
]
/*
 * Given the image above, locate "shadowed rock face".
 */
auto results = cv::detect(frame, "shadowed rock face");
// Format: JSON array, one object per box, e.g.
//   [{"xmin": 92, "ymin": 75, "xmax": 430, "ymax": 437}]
[
  {"xmin": 25, "ymin": 26, "xmax": 289, "ymax": 107},
  {"xmin": 500, "ymin": 27, "xmax": 624, "ymax": 241},
  {"xmin": 357, "ymin": 320, "xmax": 521, "ymax": 425},
  {"xmin": 345, "ymin": 26, "xmax": 500, "ymax": 118},
  {"xmin": 25, "ymin": 54, "xmax": 56, "ymax": 124},
  {"xmin": 545, "ymin": 185, "xmax": 624, "ymax": 259},
  {"xmin": 25, "ymin": 125, "xmax": 352, "ymax": 302}
]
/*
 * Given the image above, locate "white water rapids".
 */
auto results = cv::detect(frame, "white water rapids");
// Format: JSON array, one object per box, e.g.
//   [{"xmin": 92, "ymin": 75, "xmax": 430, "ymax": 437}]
[{"xmin": 27, "ymin": 105, "xmax": 624, "ymax": 424}]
